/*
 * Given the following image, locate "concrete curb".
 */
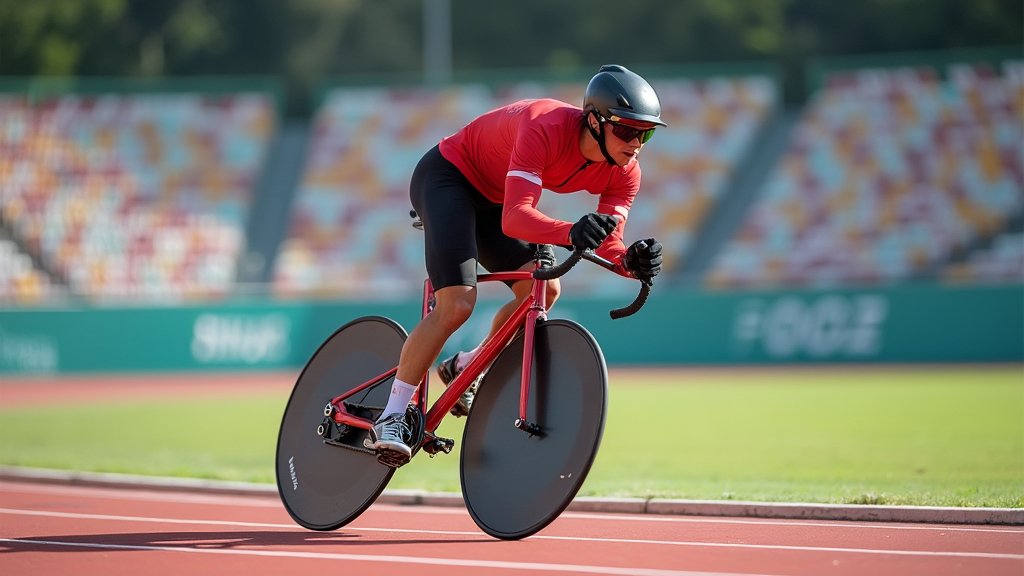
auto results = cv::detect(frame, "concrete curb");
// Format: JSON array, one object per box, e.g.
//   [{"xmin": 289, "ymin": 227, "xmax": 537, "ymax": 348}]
[{"xmin": 2, "ymin": 466, "xmax": 1021, "ymax": 525}]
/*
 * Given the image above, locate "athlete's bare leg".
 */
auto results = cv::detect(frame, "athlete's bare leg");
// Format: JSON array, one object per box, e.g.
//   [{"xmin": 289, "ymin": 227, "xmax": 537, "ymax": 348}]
[{"xmin": 395, "ymin": 284, "xmax": 476, "ymax": 385}]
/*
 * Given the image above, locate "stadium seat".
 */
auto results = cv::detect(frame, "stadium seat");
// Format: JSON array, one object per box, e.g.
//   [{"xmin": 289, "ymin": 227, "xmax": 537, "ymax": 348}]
[
  {"xmin": 0, "ymin": 238, "xmax": 60, "ymax": 303},
  {"xmin": 943, "ymin": 231, "xmax": 1024, "ymax": 283}
]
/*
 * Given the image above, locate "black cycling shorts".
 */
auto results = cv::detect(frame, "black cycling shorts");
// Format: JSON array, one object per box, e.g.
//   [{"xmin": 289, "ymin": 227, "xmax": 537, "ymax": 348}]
[{"xmin": 410, "ymin": 145, "xmax": 536, "ymax": 290}]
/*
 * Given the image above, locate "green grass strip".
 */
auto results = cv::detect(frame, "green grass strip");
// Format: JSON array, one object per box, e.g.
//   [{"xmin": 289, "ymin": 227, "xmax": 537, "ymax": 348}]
[{"xmin": 0, "ymin": 368, "xmax": 1020, "ymax": 507}]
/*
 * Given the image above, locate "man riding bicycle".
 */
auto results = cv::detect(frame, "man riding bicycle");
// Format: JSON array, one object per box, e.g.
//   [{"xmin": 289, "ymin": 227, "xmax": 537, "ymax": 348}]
[{"xmin": 369, "ymin": 65, "xmax": 666, "ymax": 459}]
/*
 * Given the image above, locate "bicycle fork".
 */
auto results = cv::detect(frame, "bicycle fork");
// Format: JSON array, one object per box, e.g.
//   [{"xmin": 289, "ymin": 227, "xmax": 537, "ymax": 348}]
[{"xmin": 514, "ymin": 275, "xmax": 548, "ymax": 438}]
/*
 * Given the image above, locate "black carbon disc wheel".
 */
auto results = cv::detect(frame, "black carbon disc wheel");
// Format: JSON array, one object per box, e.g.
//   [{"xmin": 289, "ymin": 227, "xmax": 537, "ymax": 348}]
[
  {"xmin": 460, "ymin": 319, "xmax": 608, "ymax": 540},
  {"xmin": 275, "ymin": 316, "xmax": 406, "ymax": 531}
]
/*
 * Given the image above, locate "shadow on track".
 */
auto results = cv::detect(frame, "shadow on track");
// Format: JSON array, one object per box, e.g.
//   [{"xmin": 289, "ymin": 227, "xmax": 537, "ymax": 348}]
[{"xmin": 1, "ymin": 529, "xmax": 495, "ymax": 552}]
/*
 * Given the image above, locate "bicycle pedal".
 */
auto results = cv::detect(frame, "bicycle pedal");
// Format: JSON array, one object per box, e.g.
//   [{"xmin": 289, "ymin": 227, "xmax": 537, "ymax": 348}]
[
  {"xmin": 422, "ymin": 436, "xmax": 455, "ymax": 457},
  {"xmin": 375, "ymin": 449, "xmax": 411, "ymax": 469}
]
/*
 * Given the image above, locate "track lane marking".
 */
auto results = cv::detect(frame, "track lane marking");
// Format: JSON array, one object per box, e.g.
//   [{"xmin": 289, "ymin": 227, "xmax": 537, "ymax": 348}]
[
  {"xmin": 2, "ymin": 482, "xmax": 1020, "ymax": 534},
  {"xmin": 0, "ymin": 538, "xmax": 740, "ymax": 576},
  {"xmin": 1, "ymin": 508, "xmax": 1021, "ymax": 560},
  {"xmin": 556, "ymin": 511, "xmax": 1024, "ymax": 534},
  {"xmin": 0, "ymin": 483, "xmax": 281, "ymax": 507}
]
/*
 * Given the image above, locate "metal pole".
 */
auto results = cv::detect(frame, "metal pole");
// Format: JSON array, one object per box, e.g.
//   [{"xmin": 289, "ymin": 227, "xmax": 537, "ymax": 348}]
[{"xmin": 423, "ymin": 0, "xmax": 452, "ymax": 86}]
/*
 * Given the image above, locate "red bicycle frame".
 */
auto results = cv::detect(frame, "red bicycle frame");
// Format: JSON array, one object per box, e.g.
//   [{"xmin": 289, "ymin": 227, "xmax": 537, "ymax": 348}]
[{"xmin": 327, "ymin": 265, "xmax": 550, "ymax": 444}]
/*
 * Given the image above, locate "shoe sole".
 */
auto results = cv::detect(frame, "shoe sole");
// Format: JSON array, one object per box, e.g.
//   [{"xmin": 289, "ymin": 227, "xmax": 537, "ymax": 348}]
[
  {"xmin": 366, "ymin": 440, "xmax": 412, "ymax": 468},
  {"xmin": 366, "ymin": 440, "xmax": 412, "ymax": 457},
  {"xmin": 375, "ymin": 448, "xmax": 411, "ymax": 468}
]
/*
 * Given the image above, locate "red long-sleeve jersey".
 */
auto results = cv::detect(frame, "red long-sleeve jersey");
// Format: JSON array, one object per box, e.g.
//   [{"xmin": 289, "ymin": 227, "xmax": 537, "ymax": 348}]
[{"xmin": 438, "ymin": 98, "xmax": 640, "ymax": 275}]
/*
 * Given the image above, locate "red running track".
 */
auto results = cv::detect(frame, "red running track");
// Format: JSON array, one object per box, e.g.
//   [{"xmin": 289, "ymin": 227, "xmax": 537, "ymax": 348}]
[{"xmin": 0, "ymin": 479, "xmax": 1021, "ymax": 576}]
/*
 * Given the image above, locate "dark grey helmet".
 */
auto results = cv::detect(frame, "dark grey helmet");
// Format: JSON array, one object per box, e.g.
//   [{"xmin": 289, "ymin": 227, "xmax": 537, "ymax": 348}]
[{"xmin": 583, "ymin": 64, "xmax": 666, "ymax": 127}]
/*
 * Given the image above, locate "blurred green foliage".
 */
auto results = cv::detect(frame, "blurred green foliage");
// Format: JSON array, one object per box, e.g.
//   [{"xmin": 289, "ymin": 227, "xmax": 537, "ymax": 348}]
[{"xmin": 0, "ymin": 0, "xmax": 1020, "ymax": 114}]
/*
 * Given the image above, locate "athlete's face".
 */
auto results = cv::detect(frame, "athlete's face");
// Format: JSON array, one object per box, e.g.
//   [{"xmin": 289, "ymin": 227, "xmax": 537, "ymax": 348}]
[{"xmin": 599, "ymin": 118, "xmax": 657, "ymax": 167}]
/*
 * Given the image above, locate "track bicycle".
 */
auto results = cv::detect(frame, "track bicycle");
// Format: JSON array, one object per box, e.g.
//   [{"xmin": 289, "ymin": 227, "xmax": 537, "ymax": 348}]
[{"xmin": 275, "ymin": 222, "xmax": 653, "ymax": 540}]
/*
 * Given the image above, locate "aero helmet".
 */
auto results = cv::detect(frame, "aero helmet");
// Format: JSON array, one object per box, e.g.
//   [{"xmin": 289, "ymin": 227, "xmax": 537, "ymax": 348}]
[
  {"xmin": 583, "ymin": 65, "xmax": 665, "ymax": 164},
  {"xmin": 584, "ymin": 64, "xmax": 666, "ymax": 127}
]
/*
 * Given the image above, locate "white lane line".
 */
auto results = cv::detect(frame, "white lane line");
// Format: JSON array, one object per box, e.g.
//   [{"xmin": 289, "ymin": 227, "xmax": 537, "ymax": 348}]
[
  {"xmin": 0, "ymin": 538, "xmax": 733, "ymax": 576},
  {"xmin": 0, "ymin": 508, "xmax": 294, "ymax": 529},
  {"xmin": 554, "ymin": 511, "xmax": 1024, "ymax": 534},
  {"xmin": 0, "ymin": 483, "xmax": 281, "ymax": 508},
  {"xmin": 3, "ymin": 482, "xmax": 1020, "ymax": 535},
  {"xmin": 1, "ymin": 508, "xmax": 1021, "ymax": 561}
]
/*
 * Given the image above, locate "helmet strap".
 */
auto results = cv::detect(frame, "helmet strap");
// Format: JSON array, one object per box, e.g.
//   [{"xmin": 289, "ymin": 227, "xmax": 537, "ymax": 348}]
[{"xmin": 586, "ymin": 110, "xmax": 617, "ymax": 166}]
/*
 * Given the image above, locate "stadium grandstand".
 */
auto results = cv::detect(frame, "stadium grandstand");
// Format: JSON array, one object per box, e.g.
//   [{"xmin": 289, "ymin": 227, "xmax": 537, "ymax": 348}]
[
  {"xmin": 0, "ymin": 81, "xmax": 277, "ymax": 302},
  {"xmin": 0, "ymin": 52, "xmax": 1020, "ymax": 306},
  {"xmin": 708, "ymin": 57, "xmax": 1023, "ymax": 289}
]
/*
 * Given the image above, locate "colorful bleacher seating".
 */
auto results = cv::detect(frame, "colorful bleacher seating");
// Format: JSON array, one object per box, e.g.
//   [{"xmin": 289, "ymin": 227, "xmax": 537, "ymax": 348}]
[
  {"xmin": 943, "ymin": 231, "xmax": 1023, "ymax": 283},
  {"xmin": 0, "ymin": 238, "xmax": 59, "ymax": 303},
  {"xmin": 0, "ymin": 92, "xmax": 275, "ymax": 300},
  {"xmin": 707, "ymin": 60, "xmax": 1023, "ymax": 289},
  {"xmin": 274, "ymin": 75, "xmax": 777, "ymax": 297}
]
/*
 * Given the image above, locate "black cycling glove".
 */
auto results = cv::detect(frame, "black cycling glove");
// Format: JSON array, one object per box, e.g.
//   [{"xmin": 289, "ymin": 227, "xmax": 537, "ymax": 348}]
[
  {"xmin": 623, "ymin": 238, "xmax": 663, "ymax": 279},
  {"xmin": 568, "ymin": 213, "xmax": 618, "ymax": 250}
]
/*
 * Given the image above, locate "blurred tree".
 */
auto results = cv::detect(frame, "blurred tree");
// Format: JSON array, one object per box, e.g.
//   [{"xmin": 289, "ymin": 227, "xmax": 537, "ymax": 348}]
[
  {"xmin": 0, "ymin": 0, "xmax": 271, "ymax": 76},
  {"xmin": 786, "ymin": 0, "xmax": 1023, "ymax": 54},
  {"xmin": 0, "ymin": 0, "xmax": 128, "ymax": 74},
  {"xmin": 331, "ymin": 0, "xmax": 421, "ymax": 76},
  {"xmin": 0, "ymin": 0, "xmax": 1020, "ymax": 112}
]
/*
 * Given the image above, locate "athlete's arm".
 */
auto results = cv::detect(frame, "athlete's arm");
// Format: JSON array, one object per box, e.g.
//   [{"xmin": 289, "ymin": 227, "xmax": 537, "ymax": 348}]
[
  {"xmin": 501, "ymin": 174, "xmax": 574, "ymax": 246},
  {"xmin": 500, "ymin": 118, "xmax": 576, "ymax": 245},
  {"xmin": 593, "ymin": 192, "xmax": 633, "ymax": 276},
  {"xmin": 503, "ymin": 178, "xmax": 637, "ymax": 279}
]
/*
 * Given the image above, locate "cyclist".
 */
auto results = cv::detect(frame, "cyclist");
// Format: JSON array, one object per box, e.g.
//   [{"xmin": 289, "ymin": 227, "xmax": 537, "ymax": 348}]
[{"xmin": 369, "ymin": 65, "xmax": 665, "ymax": 460}]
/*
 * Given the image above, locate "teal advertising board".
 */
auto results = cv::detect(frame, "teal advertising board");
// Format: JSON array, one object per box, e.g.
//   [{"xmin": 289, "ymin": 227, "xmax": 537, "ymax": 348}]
[{"xmin": 1, "ymin": 285, "xmax": 1020, "ymax": 375}]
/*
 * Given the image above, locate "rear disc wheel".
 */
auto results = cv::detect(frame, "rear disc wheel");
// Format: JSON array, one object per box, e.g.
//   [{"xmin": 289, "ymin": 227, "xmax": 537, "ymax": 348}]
[{"xmin": 275, "ymin": 316, "xmax": 406, "ymax": 531}]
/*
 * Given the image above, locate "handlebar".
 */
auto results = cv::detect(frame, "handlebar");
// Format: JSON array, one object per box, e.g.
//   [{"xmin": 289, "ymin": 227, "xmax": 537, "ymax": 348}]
[
  {"xmin": 531, "ymin": 249, "xmax": 584, "ymax": 280},
  {"xmin": 532, "ymin": 248, "xmax": 653, "ymax": 319},
  {"xmin": 610, "ymin": 279, "xmax": 652, "ymax": 320}
]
